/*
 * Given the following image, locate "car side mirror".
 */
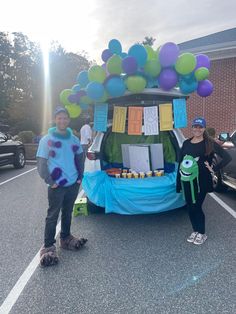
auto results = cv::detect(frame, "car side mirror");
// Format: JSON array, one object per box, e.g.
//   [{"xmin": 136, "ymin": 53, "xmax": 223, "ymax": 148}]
[{"xmin": 218, "ymin": 132, "xmax": 230, "ymax": 142}]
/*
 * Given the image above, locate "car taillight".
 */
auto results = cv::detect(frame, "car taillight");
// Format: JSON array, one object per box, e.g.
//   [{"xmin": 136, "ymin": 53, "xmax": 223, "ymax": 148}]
[{"xmin": 87, "ymin": 151, "xmax": 97, "ymax": 160}]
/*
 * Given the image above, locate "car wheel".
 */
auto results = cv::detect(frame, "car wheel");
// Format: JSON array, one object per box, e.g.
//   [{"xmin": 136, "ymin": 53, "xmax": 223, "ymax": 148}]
[
  {"xmin": 87, "ymin": 197, "xmax": 105, "ymax": 214},
  {"xmin": 13, "ymin": 149, "xmax": 26, "ymax": 169},
  {"xmin": 212, "ymin": 170, "xmax": 227, "ymax": 192}
]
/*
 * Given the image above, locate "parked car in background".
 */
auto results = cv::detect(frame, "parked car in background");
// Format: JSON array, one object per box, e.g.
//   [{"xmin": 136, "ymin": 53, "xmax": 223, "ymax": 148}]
[
  {"xmin": 0, "ymin": 132, "xmax": 26, "ymax": 168},
  {"xmin": 213, "ymin": 130, "xmax": 236, "ymax": 192}
]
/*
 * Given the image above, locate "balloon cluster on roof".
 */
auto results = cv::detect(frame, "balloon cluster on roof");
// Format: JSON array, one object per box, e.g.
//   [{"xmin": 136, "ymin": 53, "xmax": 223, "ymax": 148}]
[{"xmin": 59, "ymin": 39, "xmax": 213, "ymax": 118}]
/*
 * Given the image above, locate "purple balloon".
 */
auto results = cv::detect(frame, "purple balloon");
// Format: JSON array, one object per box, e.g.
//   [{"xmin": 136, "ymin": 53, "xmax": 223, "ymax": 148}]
[
  {"xmin": 158, "ymin": 68, "xmax": 178, "ymax": 90},
  {"xmin": 159, "ymin": 42, "xmax": 179, "ymax": 67},
  {"xmin": 195, "ymin": 54, "xmax": 210, "ymax": 69},
  {"xmin": 74, "ymin": 90, "xmax": 86, "ymax": 103},
  {"xmin": 67, "ymin": 94, "xmax": 77, "ymax": 103},
  {"xmin": 197, "ymin": 80, "xmax": 213, "ymax": 97},
  {"xmin": 122, "ymin": 56, "xmax": 138, "ymax": 74},
  {"xmin": 101, "ymin": 49, "xmax": 113, "ymax": 62}
]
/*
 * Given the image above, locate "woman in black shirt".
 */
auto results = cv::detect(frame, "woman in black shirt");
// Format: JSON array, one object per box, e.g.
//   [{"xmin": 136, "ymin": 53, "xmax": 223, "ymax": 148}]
[{"xmin": 177, "ymin": 117, "xmax": 232, "ymax": 245}]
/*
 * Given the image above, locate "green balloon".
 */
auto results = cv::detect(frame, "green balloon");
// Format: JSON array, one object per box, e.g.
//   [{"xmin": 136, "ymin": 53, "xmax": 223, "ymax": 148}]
[
  {"xmin": 88, "ymin": 65, "xmax": 106, "ymax": 83},
  {"xmin": 175, "ymin": 53, "xmax": 196, "ymax": 75},
  {"xmin": 65, "ymin": 104, "xmax": 81, "ymax": 118},
  {"xmin": 107, "ymin": 55, "xmax": 122, "ymax": 75},
  {"xmin": 59, "ymin": 89, "xmax": 74, "ymax": 106},
  {"xmin": 144, "ymin": 45, "xmax": 158, "ymax": 60},
  {"xmin": 126, "ymin": 75, "xmax": 146, "ymax": 93},
  {"xmin": 144, "ymin": 59, "xmax": 161, "ymax": 77},
  {"xmin": 194, "ymin": 67, "xmax": 209, "ymax": 81}
]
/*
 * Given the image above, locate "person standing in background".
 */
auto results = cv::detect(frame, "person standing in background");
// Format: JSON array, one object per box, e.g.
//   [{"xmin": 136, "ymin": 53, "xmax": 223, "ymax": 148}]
[{"xmin": 80, "ymin": 117, "xmax": 92, "ymax": 161}]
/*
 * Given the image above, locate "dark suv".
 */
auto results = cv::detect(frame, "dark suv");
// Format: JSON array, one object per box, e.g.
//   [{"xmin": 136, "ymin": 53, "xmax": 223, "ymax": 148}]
[
  {"xmin": 213, "ymin": 130, "xmax": 236, "ymax": 192},
  {"xmin": 0, "ymin": 132, "xmax": 26, "ymax": 168}
]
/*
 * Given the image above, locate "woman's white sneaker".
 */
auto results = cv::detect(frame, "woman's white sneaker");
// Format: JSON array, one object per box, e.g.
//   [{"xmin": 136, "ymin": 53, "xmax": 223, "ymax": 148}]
[
  {"xmin": 187, "ymin": 232, "xmax": 198, "ymax": 243},
  {"xmin": 193, "ymin": 233, "xmax": 207, "ymax": 245}
]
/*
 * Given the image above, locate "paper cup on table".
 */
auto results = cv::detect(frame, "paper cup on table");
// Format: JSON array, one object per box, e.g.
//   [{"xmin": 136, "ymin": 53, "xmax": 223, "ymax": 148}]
[
  {"xmin": 122, "ymin": 173, "xmax": 127, "ymax": 178},
  {"xmin": 146, "ymin": 171, "xmax": 152, "ymax": 177},
  {"xmin": 127, "ymin": 173, "xmax": 132, "ymax": 179},
  {"xmin": 115, "ymin": 174, "xmax": 120, "ymax": 178},
  {"xmin": 154, "ymin": 170, "xmax": 159, "ymax": 176},
  {"xmin": 133, "ymin": 173, "xmax": 139, "ymax": 179},
  {"xmin": 139, "ymin": 172, "xmax": 145, "ymax": 179}
]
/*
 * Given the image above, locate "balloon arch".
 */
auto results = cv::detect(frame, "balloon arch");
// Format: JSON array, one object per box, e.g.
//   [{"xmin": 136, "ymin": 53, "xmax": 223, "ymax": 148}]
[{"xmin": 59, "ymin": 39, "xmax": 213, "ymax": 118}]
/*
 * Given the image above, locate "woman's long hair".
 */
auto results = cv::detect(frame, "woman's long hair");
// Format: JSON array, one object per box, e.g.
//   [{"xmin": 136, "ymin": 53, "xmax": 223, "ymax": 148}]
[{"xmin": 203, "ymin": 130, "xmax": 214, "ymax": 156}]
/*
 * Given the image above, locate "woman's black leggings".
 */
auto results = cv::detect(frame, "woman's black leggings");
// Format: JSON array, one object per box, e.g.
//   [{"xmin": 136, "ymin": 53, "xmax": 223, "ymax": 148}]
[{"xmin": 186, "ymin": 190, "xmax": 207, "ymax": 234}]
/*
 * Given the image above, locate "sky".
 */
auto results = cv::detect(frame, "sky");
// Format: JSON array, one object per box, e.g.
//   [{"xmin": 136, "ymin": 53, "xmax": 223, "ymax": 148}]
[{"xmin": 1, "ymin": 0, "xmax": 236, "ymax": 63}]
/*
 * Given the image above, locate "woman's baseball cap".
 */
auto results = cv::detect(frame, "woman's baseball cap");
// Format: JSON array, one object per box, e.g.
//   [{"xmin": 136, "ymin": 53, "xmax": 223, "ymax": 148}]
[{"xmin": 192, "ymin": 117, "xmax": 206, "ymax": 128}]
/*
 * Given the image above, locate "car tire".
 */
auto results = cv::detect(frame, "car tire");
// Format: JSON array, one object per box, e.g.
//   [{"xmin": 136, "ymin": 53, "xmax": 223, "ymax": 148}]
[
  {"xmin": 13, "ymin": 149, "xmax": 26, "ymax": 169},
  {"xmin": 87, "ymin": 198, "xmax": 105, "ymax": 214},
  {"xmin": 212, "ymin": 170, "xmax": 227, "ymax": 192}
]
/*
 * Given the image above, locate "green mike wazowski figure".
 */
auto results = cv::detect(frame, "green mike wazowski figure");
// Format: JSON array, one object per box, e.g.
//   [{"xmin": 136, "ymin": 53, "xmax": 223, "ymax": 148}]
[{"xmin": 180, "ymin": 155, "xmax": 200, "ymax": 204}]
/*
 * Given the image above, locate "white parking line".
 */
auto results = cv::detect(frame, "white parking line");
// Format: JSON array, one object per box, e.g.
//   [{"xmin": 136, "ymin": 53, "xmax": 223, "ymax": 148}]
[
  {"xmin": 0, "ymin": 189, "xmax": 85, "ymax": 314},
  {"xmin": 209, "ymin": 192, "xmax": 236, "ymax": 219},
  {"xmin": 0, "ymin": 167, "xmax": 37, "ymax": 186}
]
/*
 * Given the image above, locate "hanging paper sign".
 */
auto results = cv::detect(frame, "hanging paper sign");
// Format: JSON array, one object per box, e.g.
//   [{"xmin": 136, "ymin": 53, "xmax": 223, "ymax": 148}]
[
  {"xmin": 94, "ymin": 103, "xmax": 108, "ymax": 132},
  {"xmin": 144, "ymin": 106, "xmax": 159, "ymax": 135},
  {"xmin": 159, "ymin": 103, "xmax": 173, "ymax": 131},
  {"xmin": 112, "ymin": 106, "xmax": 127, "ymax": 133},
  {"xmin": 128, "ymin": 106, "xmax": 143, "ymax": 135},
  {"xmin": 173, "ymin": 98, "xmax": 187, "ymax": 128}
]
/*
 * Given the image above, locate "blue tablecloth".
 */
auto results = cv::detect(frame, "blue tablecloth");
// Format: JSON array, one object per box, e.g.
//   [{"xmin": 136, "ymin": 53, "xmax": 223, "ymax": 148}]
[{"xmin": 82, "ymin": 170, "xmax": 185, "ymax": 215}]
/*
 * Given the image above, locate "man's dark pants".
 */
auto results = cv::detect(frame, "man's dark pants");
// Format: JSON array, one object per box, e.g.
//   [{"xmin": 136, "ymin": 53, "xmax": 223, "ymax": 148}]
[{"xmin": 44, "ymin": 183, "xmax": 79, "ymax": 247}]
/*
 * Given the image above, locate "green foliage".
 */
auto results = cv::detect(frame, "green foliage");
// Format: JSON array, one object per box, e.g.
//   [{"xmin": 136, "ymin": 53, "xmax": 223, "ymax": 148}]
[
  {"xmin": 141, "ymin": 36, "xmax": 156, "ymax": 47},
  {"xmin": 17, "ymin": 130, "xmax": 35, "ymax": 143},
  {"xmin": 0, "ymin": 32, "xmax": 92, "ymax": 134}
]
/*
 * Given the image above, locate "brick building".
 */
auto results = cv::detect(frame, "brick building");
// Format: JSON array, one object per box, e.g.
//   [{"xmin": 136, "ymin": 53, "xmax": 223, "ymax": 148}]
[{"xmin": 178, "ymin": 28, "xmax": 236, "ymax": 137}]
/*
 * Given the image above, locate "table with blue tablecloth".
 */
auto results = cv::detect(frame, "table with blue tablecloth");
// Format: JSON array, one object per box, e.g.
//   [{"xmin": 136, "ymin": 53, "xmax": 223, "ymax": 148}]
[{"xmin": 82, "ymin": 168, "xmax": 185, "ymax": 215}]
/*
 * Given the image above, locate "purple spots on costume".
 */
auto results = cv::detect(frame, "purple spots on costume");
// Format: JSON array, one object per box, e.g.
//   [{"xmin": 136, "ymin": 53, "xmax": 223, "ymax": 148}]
[
  {"xmin": 54, "ymin": 141, "xmax": 62, "ymax": 148},
  {"xmin": 51, "ymin": 167, "xmax": 62, "ymax": 180},
  {"xmin": 58, "ymin": 178, "xmax": 68, "ymax": 186},
  {"xmin": 49, "ymin": 150, "xmax": 56, "ymax": 158},
  {"xmin": 74, "ymin": 156, "xmax": 80, "ymax": 172},
  {"xmin": 72, "ymin": 144, "xmax": 79, "ymax": 153},
  {"xmin": 48, "ymin": 139, "xmax": 54, "ymax": 147}
]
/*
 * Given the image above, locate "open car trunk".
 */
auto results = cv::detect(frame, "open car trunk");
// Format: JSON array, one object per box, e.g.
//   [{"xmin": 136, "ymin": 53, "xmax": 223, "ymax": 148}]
[
  {"xmin": 83, "ymin": 127, "xmax": 185, "ymax": 215},
  {"xmin": 82, "ymin": 90, "xmax": 186, "ymax": 214}
]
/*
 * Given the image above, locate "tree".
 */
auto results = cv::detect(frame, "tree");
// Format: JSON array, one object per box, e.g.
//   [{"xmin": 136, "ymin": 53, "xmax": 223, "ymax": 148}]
[
  {"xmin": 141, "ymin": 36, "xmax": 156, "ymax": 47},
  {"xmin": 0, "ymin": 32, "xmax": 14, "ymax": 111},
  {"xmin": 0, "ymin": 32, "xmax": 92, "ymax": 134}
]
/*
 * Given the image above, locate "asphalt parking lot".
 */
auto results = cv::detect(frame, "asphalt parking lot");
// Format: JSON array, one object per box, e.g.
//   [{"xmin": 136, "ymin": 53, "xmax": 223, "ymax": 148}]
[{"xmin": 0, "ymin": 166, "xmax": 235, "ymax": 314}]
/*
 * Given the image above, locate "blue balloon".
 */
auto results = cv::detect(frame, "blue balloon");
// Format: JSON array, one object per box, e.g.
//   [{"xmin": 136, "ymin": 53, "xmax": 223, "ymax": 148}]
[
  {"xmin": 147, "ymin": 77, "xmax": 158, "ymax": 88},
  {"xmin": 128, "ymin": 44, "xmax": 147, "ymax": 67},
  {"xmin": 108, "ymin": 39, "xmax": 122, "ymax": 54},
  {"xmin": 180, "ymin": 72, "xmax": 195, "ymax": 83},
  {"xmin": 105, "ymin": 77, "xmax": 126, "ymax": 97},
  {"xmin": 120, "ymin": 52, "xmax": 128, "ymax": 59},
  {"xmin": 86, "ymin": 82, "xmax": 105, "ymax": 101},
  {"xmin": 72, "ymin": 84, "xmax": 81, "ymax": 92},
  {"xmin": 179, "ymin": 78, "xmax": 198, "ymax": 94},
  {"xmin": 76, "ymin": 71, "xmax": 89, "ymax": 88}
]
